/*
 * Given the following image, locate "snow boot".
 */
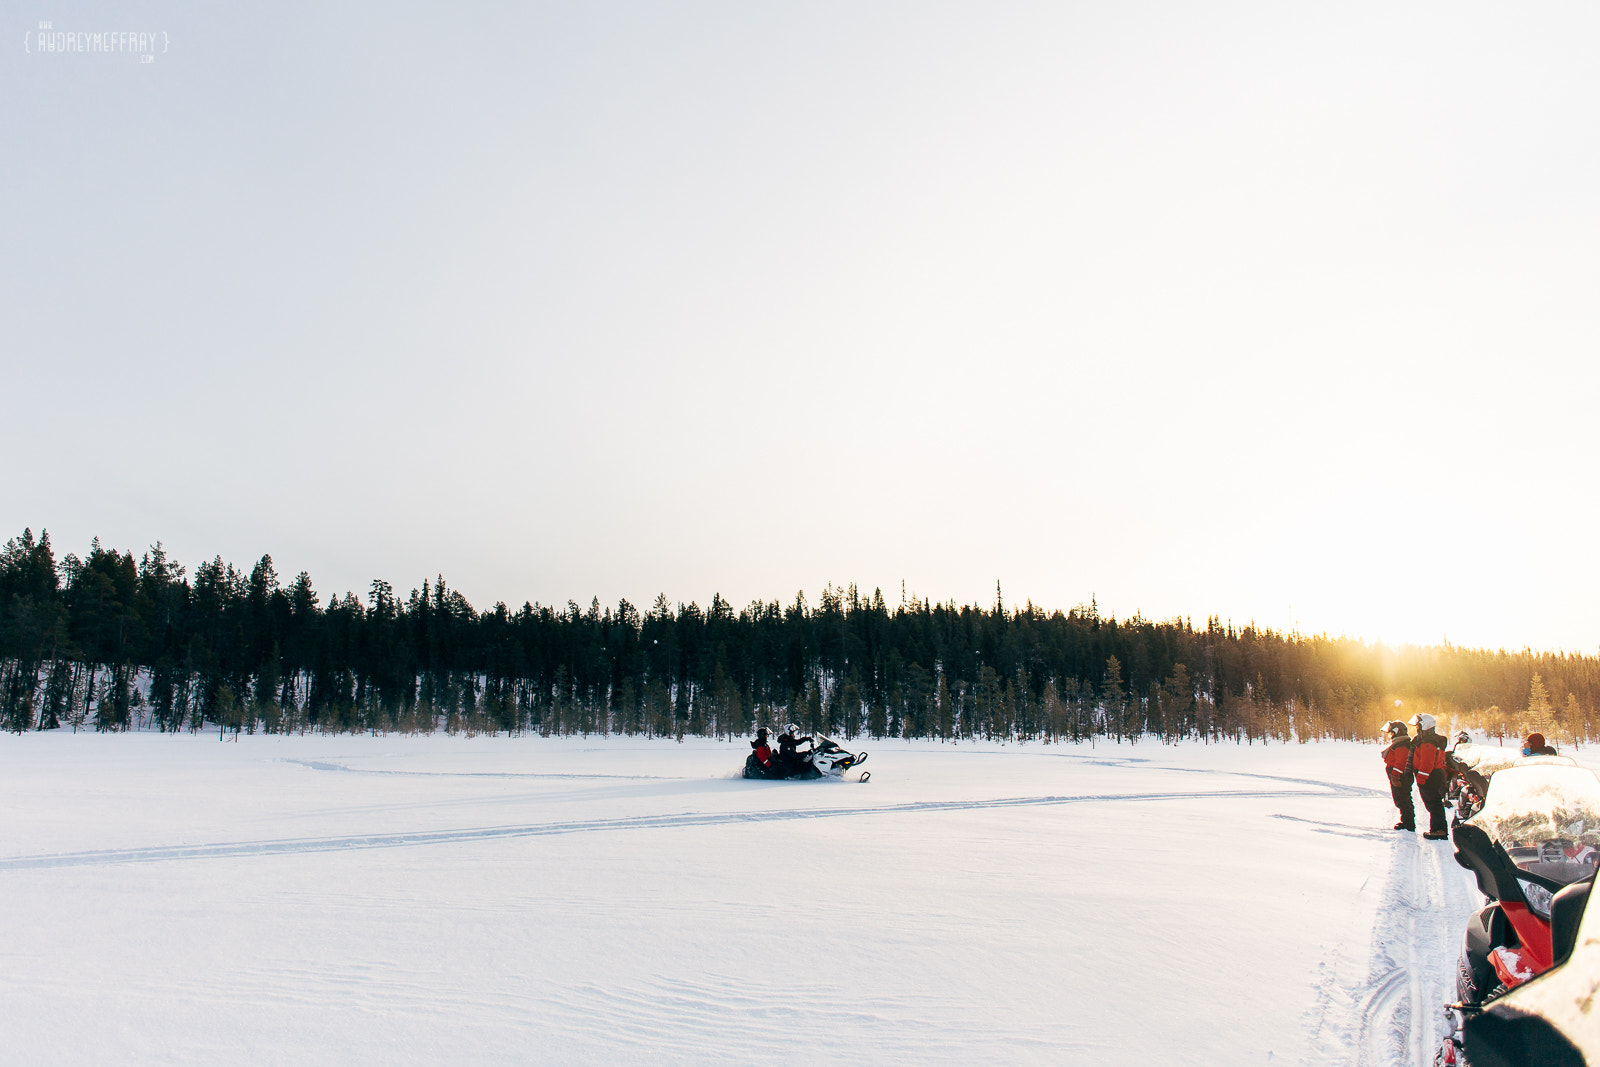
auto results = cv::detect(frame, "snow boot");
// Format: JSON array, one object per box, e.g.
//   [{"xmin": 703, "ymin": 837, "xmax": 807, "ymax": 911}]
[
  {"xmin": 1394, "ymin": 822, "xmax": 1414, "ymax": 831},
  {"xmin": 1423, "ymin": 830, "xmax": 1449, "ymax": 840}
]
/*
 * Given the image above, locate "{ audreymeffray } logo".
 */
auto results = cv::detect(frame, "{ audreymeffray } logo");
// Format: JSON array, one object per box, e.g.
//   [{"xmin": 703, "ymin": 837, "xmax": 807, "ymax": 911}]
[{"xmin": 24, "ymin": 22, "xmax": 170, "ymax": 63}]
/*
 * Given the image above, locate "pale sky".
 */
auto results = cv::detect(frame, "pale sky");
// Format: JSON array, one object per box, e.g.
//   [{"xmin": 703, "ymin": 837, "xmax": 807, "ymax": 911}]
[{"xmin": 5, "ymin": 2, "xmax": 1598, "ymax": 653}]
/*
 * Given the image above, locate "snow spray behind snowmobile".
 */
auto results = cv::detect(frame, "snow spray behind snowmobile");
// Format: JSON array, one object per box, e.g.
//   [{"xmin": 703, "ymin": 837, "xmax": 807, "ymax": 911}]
[
  {"xmin": 1435, "ymin": 758, "xmax": 1599, "ymax": 1066},
  {"xmin": 743, "ymin": 735, "xmax": 868, "ymax": 781}
]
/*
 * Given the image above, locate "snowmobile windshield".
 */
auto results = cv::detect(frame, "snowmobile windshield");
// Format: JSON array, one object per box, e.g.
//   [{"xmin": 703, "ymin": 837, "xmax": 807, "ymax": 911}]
[
  {"xmin": 1466, "ymin": 765, "xmax": 1600, "ymax": 887},
  {"xmin": 1514, "ymin": 754, "xmax": 1578, "ymax": 769},
  {"xmin": 1455, "ymin": 744, "xmax": 1522, "ymax": 777}
]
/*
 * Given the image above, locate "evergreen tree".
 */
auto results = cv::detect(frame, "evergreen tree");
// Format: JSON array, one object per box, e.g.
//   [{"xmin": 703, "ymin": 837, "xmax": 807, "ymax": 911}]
[
  {"xmin": 1101, "ymin": 657, "xmax": 1126, "ymax": 742},
  {"xmin": 214, "ymin": 684, "xmax": 242, "ymax": 739},
  {"xmin": 1163, "ymin": 664, "xmax": 1193, "ymax": 742},
  {"xmin": 935, "ymin": 673, "xmax": 953, "ymax": 739},
  {"xmin": 1526, "ymin": 673, "xmax": 1554, "ymax": 738}
]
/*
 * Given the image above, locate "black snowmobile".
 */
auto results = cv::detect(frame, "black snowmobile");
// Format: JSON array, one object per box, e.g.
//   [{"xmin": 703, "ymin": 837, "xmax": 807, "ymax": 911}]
[
  {"xmin": 743, "ymin": 732, "xmax": 868, "ymax": 781},
  {"xmin": 1436, "ymin": 759, "xmax": 1600, "ymax": 1066}
]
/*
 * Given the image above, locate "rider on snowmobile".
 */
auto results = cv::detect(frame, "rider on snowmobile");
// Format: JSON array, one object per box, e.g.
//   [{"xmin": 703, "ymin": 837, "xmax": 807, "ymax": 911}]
[
  {"xmin": 775, "ymin": 724, "xmax": 814, "ymax": 777},
  {"xmin": 750, "ymin": 727, "xmax": 774, "ymax": 775},
  {"xmin": 1521, "ymin": 732, "xmax": 1558, "ymax": 757}
]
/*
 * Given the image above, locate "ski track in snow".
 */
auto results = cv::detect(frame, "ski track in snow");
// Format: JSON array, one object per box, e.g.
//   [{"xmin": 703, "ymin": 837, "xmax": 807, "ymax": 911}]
[
  {"xmin": 1299, "ymin": 822, "xmax": 1481, "ymax": 1067},
  {"xmin": 282, "ymin": 758, "xmax": 683, "ymax": 781},
  {"xmin": 0, "ymin": 763, "xmax": 1378, "ymax": 871},
  {"xmin": 282, "ymin": 752, "xmax": 1388, "ymax": 796},
  {"xmin": 1270, "ymin": 814, "xmax": 1395, "ymax": 841}
]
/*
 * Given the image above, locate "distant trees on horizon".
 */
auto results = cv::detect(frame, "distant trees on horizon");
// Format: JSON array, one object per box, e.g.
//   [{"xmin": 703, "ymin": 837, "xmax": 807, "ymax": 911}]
[{"xmin": 1, "ymin": 528, "xmax": 1593, "ymax": 747}]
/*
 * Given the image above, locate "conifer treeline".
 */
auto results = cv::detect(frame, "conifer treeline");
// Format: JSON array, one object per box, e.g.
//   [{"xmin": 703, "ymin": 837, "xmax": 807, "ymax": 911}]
[{"xmin": 0, "ymin": 529, "xmax": 1593, "ymax": 745}]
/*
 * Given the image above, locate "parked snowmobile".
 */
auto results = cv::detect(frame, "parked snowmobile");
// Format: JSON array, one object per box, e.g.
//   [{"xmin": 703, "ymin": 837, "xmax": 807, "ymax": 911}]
[
  {"xmin": 1457, "ymin": 878, "xmax": 1599, "ymax": 1066},
  {"xmin": 1444, "ymin": 741, "xmax": 1565, "ymax": 826},
  {"xmin": 743, "ymin": 734, "xmax": 868, "ymax": 781},
  {"xmin": 1445, "ymin": 735, "xmax": 1491, "ymax": 826},
  {"xmin": 1451, "ymin": 742, "xmax": 1528, "ymax": 782},
  {"xmin": 1435, "ymin": 760, "xmax": 1600, "ymax": 1066}
]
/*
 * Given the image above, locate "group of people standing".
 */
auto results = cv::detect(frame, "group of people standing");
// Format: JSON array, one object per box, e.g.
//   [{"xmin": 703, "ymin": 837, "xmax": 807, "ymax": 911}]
[
  {"xmin": 1383, "ymin": 713, "xmax": 1452, "ymax": 838},
  {"xmin": 1382, "ymin": 714, "xmax": 1560, "ymax": 839}
]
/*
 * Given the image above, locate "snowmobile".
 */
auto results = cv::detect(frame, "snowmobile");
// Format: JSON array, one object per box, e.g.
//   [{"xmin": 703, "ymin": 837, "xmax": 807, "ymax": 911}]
[
  {"xmin": 1435, "ymin": 759, "xmax": 1599, "ymax": 1066},
  {"xmin": 1445, "ymin": 739, "xmax": 1557, "ymax": 826},
  {"xmin": 1445, "ymin": 734, "xmax": 1490, "ymax": 825},
  {"xmin": 743, "ymin": 735, "xmax": 868, "ymax": 781},
  {"xmin": 1454, "ymin": 881, "xmax": 1599, "ymax": 1066}
]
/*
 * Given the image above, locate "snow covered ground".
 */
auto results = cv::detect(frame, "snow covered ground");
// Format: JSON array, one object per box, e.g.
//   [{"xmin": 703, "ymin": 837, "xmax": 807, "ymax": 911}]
[{"xmin": 4, "ymin": 732, "xmax": 1587, "ymax": 1065}]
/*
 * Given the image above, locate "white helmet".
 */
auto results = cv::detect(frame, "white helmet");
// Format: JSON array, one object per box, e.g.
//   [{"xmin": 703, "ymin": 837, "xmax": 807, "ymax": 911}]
[{"xmin": 1407, "ymin": 712, "xmax": 1436, "ymax": 732}]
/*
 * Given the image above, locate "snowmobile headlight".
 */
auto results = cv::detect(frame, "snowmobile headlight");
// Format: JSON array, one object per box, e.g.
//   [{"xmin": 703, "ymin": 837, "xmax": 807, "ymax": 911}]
[{"xmin": 1516, "ymin": 878, "xmax": 1553, "ymax": 921}]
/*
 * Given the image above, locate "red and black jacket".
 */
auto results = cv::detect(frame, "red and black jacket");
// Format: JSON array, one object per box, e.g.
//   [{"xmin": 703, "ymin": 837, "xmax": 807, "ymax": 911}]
[
  {"xmin": 1412, "ymin": 730, "xmax": 1446, "ymax": 785},
  {"xmin": 1382, "ymin": 736, "xmax": 1413, "ymax": 780}
]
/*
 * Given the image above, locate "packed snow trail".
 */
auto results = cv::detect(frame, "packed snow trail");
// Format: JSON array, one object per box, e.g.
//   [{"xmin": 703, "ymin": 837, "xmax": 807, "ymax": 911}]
[
  {"xmin": 1300, "ymin": 825, "xmax": 1481, "ymax": 1067},
  {"xmin": 1, "ymin": 782, "xmax": 1361, "ymax": 870},
  {"xmin": 283, "ymin": 758, "xmax": 685, "ymax": 780}
]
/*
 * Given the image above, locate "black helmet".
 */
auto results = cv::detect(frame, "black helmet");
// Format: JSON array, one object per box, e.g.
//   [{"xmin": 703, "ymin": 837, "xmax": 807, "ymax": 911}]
[{"xmin": 1382, "ymin": 720, "xmax": 1408, "ymax": 739}]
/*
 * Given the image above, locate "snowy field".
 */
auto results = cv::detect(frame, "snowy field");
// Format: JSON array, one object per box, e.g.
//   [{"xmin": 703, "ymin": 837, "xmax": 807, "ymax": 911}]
[{"xmin": 5, "ymin": 733, "xmax": 1587, "ymax": 1066}]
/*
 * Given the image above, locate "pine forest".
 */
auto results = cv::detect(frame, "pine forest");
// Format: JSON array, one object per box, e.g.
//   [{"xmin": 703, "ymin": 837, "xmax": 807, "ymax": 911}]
[{"xmin": 1, "ymin": 529, "xmax": 1592, "ymax": 746}]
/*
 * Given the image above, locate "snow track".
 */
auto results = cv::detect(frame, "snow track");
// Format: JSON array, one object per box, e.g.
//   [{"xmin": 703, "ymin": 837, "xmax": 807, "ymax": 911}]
[
  {"xmin": 1, "ymin": 781, "xmax": 1360, "ymax": 871},
  {"xmin": 1301, "ymin": 827, "xmax": 1481, "ymax": 1067},
  {"xmin": 283, "ymin": 758, "xmax": 684, "ymax": 781}
]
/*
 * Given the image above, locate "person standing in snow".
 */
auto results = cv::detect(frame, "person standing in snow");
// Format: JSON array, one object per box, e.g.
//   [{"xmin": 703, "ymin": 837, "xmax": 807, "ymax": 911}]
[
  {"xmin": 1409, "ymin": 713, "xmax": 1450, "ymax": 839},
  {"xmin": 1381, "ymin": 720, "xmax": 1416, "ymax": 831}
]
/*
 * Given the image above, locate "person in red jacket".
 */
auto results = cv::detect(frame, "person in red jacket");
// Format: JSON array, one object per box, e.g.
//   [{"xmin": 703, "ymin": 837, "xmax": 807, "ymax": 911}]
[
  {"xmin": 1409, "ymin": 713, "xmax": 1450, "ymax": 839},
  {"xmin": 1381, "ymin": 720, "xmax": 1415, "ymax": 831},
  {"xmin": 750, "ymin": 727, "xmax": 774, "ymax": 774}
]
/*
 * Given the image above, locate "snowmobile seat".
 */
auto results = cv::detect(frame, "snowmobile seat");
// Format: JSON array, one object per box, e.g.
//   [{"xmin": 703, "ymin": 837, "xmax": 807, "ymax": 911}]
[
  {"xmin": 1551, "ymin": 879, "xmax": 1592, "ymax": 968},
  {"xmin": 1453, "ymin": 824, "xmax": 1514, "ymax": 903}
]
